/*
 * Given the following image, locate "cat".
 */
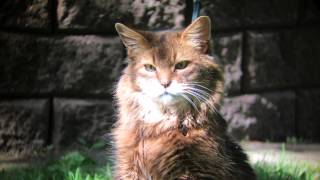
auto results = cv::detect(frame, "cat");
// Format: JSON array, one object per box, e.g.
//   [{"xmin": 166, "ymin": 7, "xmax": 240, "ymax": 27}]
[{"xmin": 112, "ymin": 16, "xmax": 256, "ymax": 180}]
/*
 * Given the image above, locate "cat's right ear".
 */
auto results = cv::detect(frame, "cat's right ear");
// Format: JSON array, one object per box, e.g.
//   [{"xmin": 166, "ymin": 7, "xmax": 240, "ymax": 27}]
[
  {"xmin": 181, "ymin": 16, "xmax": 211, "ymax": 53},
  {"xmin": 115, "ymin": 23, "xmax": 149, "ymax": 54}
]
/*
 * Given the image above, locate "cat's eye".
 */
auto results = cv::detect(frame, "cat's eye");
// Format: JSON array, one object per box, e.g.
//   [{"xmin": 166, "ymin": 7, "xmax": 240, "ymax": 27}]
[
  {"xmin": 175, "ymin": 61, "xmax": 190, "ymax": 70},
  {"xmin": 144, "ymin": 64, "xmax": 156, "ymax": 72}
]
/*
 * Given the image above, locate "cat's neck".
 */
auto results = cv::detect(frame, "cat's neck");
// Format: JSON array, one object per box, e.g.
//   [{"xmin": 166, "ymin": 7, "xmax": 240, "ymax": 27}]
[{"xmin": 118, "ymin": 93, "xmax": 210, "ymax": 137}]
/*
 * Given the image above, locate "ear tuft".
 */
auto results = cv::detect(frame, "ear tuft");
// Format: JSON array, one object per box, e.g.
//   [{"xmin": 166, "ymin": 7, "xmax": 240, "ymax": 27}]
[
  {"xmin": 115, "ymin": 23, "xmax": 149, "ymax": 54},
  {"xmin": 181, "ymin": 16, "xmax": 211, "ymax": 53}
]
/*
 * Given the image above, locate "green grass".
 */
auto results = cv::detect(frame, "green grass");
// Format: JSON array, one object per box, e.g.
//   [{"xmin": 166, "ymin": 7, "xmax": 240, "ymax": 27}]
[
  {"xmin": 0, "ymin": 151, "xmax": 319, "ymax": 180},
  {"xmin": 254, "ymin": 161, "xmax": 320, "ymax": 180},
  {"xmin": 0, "ymin": 152, "xmax": 112, "ymax": 180},
  {"xmin": 254, "ymin": 144, "xmax": 320, "ymax": 180}
]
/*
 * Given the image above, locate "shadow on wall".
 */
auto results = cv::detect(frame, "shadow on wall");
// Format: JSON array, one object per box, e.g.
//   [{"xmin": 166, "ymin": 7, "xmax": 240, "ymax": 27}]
[{"xmin": 222, "ymin": 92, "xmax": 295, "ymax": 142}]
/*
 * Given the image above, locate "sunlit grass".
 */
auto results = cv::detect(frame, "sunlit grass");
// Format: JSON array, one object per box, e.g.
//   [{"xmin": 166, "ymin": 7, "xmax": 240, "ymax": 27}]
[
  {"xmin": 254, "ymin": 160, "xmax": 320, "ymax": 180},
  {"xmin": 0, "ymin": 149, "xmax": 319, "ymax": 180},
  {"xmin": 253, "ymin": 144, "xmax": 320, "ymax": 180},
  {"xmin": 0, "ymin": 152, "xmax": 113, "ymax": 180}
]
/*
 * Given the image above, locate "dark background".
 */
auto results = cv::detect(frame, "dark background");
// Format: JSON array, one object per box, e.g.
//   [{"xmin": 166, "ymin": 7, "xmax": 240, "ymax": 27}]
[{"xmin": 0, "ymin": 0, "xmax": 319, "ymax": 155}]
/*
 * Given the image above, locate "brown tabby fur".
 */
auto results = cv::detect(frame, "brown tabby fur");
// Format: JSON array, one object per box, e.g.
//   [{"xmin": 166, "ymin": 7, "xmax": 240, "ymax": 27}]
[{"xmin": 113, "ymin": 16, "xmax": 256, "ymax": 180}]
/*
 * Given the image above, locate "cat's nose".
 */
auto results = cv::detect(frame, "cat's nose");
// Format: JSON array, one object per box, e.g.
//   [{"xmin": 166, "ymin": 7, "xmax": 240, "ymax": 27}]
[
  {"xmin": 161, "ymin": 80, "xmax": 171, "ymax": 88},
  {"xmin": 158, "ymin": 71, "xmax": 172, "ymax": 88}
]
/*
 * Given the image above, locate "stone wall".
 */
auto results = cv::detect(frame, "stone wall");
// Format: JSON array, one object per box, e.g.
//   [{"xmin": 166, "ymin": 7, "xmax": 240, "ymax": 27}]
[{"xmin": 0, "ymin": 0, "xmax": 319, "ymax": 153}]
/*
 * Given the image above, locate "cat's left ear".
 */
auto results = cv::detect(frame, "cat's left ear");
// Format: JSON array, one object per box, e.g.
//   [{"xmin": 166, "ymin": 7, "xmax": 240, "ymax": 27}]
[
  {"xmin": 181, "ymin": 16, "xmax": 211, "ymax": 53},
  {"xmin": 115, "ymin": 23, "xmax": 150, "ymax": 55}
]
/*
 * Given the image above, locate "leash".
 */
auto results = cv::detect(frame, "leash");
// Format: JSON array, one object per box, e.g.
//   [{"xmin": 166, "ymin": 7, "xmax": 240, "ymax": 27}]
[{"xmin": 191, "ymin": 0, "xmax": 201, "ymax": 21}]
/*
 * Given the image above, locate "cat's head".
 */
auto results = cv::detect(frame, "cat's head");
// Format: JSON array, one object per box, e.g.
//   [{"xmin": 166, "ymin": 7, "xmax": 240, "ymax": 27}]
[{"xmin": 115, "ymin": 16, "xmax": 223, "ymax": 110}]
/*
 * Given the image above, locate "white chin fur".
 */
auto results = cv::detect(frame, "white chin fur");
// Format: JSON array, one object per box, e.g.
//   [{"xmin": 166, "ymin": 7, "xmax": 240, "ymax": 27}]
[
  {"xmin": 159, "ymin": 94, "xmax": 173, "ymax": 104},
  {"xmin": 136, "ymin": 94, "xmax": 167, "ymax": 123},
  {"xmin": 135, "ymin": 80, "xmax": 184, "ymax": 123},
  {"xmin": 136, "ymin": 94, "xmax": 183, "ymax": 124},
  {"xmin": 156, "ymin": 93, "xmax": 183, "ymax": 106},
  {"xmin": 138, "ymin": 79, "xmax": 183, "ymax": 98}
]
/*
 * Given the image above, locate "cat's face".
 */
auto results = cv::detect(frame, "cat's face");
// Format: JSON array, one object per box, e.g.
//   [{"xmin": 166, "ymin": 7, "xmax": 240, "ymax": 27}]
[
  {"xmin": 116, "ymin": 16, "xmax": 222, "ymax": 108},
  {"xmin": 126, "ymin": 32, "xmax": 207, "ymax": 105}
]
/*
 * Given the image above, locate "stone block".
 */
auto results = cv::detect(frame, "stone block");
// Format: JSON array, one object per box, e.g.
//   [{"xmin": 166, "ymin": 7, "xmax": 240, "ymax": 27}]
[
  {"xmin": 212, "ymin": 33, "xmax": 242, "ymax": 95},
  {"xmin": 0, "ymin": 32, "xmax": 124, "ymax": 95},
  {"xmin": 200, "ymin": 0, "xmax": 299, "ymax": 29},
  {"xmin": 221, "ymin": 92, "xmax": 295, "ymax": 141},
  {"xmin": 245, "ymin": 28, "xmax": 320, "ymax": 91},
  {"xmin": 57, "ymin": 0, "xmax": 185, "ymax": 31},
  {"xmin": 296, "ymin": 89, "xmax": 320, "ymax": 141},
  {"xmin": 0, "ymin": 99, "xmax": 49, "ymax": 153},
  {"xmin": 0, "ymin": 0, "xmax": 50, "ymax": 29},
  {"xmin": 53, "ymin": 98, "xmax": 114, "ymax": 151}
]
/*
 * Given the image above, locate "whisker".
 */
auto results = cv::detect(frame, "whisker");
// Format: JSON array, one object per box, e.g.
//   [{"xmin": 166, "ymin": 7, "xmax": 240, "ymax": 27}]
[
  {"xmin": 183, "ymin": 91, "xmax": 202, "ymax": 105},
  {"xmin": 184, "ymin": 89, "xmax": 217, "ymax": 114},
  {"xmin": 185, "ymin": 90, "xmax": 209, "ymax": 105},
  {"xmin": 183, "ymin": 87, "xmax": 212, "ymax": 98},
  {"xmin": 189, "ymin": 89, "xmax": 221, "ymax": 114},
  {"xmin": 181, "ymin": 82, "xmax": 224, "ymax": 95},
  {"xmin": 182, "ymin": 86, "xmax": 210, "ymax": 100},
  {"xmin": 180, "ymin": 82, "xmax": 223, "ymax": 116},
  {"xmin": 181, "ymin": 83, "xmax": 214, "ymax": 93},
  {"xmin": 180, "ymin": 93, "xmax": 199, "ymax": 113},
  {"xmin": 187, "ymin": 91, "xmax": 207, "ymax": 102}
]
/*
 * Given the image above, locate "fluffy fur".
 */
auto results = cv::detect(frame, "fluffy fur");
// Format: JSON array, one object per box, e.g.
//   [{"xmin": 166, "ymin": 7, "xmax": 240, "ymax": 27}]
[{"xmin": 112, "ymin": 16, "xmax": 256, "ymax": 180}]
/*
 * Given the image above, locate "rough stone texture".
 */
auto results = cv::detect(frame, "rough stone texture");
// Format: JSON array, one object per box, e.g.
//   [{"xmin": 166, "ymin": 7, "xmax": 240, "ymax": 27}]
[
  {"xmin": 53, "ymin": 98, "xmax": 114, "ymax": 151},
  {"xmin": 212, "ymin": 33, "xmax": 242, "ymax": 95},
  {"xmin": 296, "ymin": 89, "xmax": 320, "ymax": 141},
  {"xmin": 0, "ymin": 32, "xmax": 124, "ymax": 95},
  {"xmin": 221, "ymin": 92, "xmax": 295, "ymax": 141},
  {"xmin": 200, "ymin": 0, "xmax": 299, "ymax": 29},
  {"xmin": 0, "ymin": 99, "xmax": 49, "ymax": 153},
  {"xmin": 57, "ymin": 0, "xmax": 185, "ymax": 31},
  {"xmin": 245, "ymin": 28, "xmax": 320, "ymax": 91},
  {"xmin": 0, "ymin": 0, "xmax": 50, "ymax": 29}
]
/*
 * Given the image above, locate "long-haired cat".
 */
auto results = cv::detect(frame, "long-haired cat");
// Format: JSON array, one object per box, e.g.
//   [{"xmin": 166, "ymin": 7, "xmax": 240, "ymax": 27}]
[{"xmin": 112, "ymin": 16, "xmax": 256, "ymax": 180}]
